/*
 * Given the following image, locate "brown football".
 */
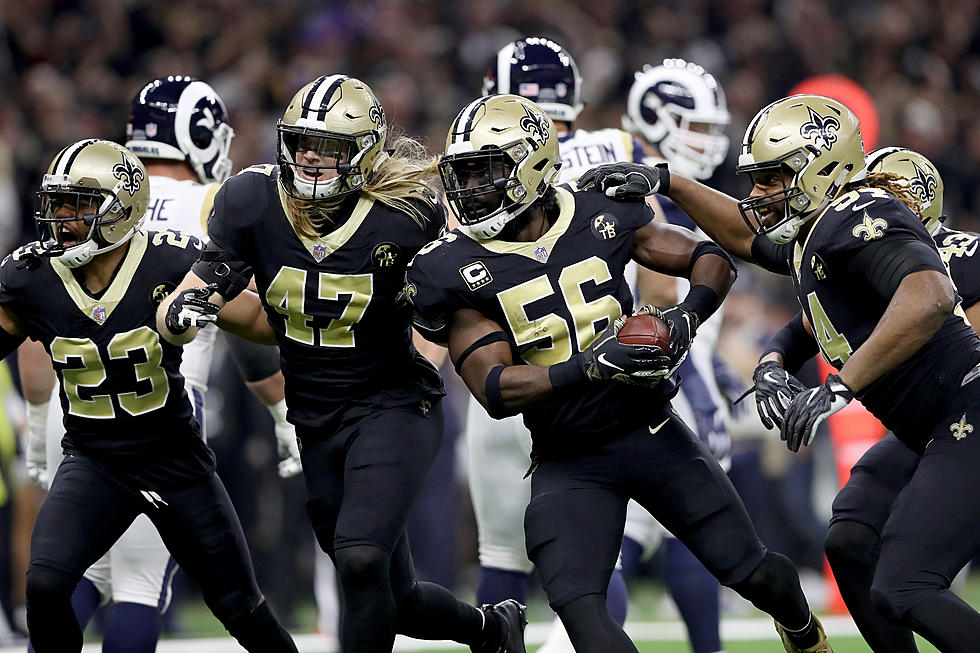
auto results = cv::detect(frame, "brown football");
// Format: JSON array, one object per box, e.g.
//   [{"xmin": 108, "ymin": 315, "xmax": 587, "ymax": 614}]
[{"xmin": 617, "ymin": 313, "xmax": 670, "ymax": 350}]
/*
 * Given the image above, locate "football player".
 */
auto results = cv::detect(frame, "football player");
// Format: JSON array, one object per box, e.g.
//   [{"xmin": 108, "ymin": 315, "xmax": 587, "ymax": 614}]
[
  {"xmin": 581, "ymin": 94, "xmax": 980, "ymax": 652},
  {"xmin": 156, "ymin": 75, "xmax": 527, "ymax": 653},
  {"xmin": 2, "ymin": 140, "xmax": 297, "ymax": 653},
  {"xmin": 470, "ymin": 36, "xmax": 643, "ymax": 628},
  {"xmin": 406, "ymin": 93, "xmax": 828, "ymax": 653},
  {"xmin": 620, "ymin": 58, "xmax": 735, "ymax": 653},
  {"xmin": 17, "ymin": 76, "xmax": 302, "ymax": 653},
  {"xmin": 823, "ymin": 147, "xmax": 980, "ymax": 653}
]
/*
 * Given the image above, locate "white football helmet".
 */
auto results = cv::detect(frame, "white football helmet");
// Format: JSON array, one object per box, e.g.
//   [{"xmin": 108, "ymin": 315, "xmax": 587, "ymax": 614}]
[{"xmin": 623, "ymin": 59, "xmax": 730, "ymax": 180}]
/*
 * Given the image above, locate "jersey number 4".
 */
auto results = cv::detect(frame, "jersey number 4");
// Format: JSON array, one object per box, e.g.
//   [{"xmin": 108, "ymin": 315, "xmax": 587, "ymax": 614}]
[
  {"xmin": 265, "ymin": 266, "xmax": 372, "ymax": 347},
  {"xmin": 51, "ymin": 326, "xmax": 169, "ymax": 419}
]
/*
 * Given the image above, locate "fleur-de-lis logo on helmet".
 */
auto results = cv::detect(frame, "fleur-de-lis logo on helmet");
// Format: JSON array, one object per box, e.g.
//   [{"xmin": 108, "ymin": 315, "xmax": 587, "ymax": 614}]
[
  {"xmin": 368, "ymin": 100, "xmax": 385, "ymax": 128},
  {"xmin": 519, "ymin": 105, "xmax": 550, "ymax": 145},
  {"xmin": 112, "ymin": 155, "xmax": 145, "ymax": 196},
  {"xmin": 909, "ymin": 160, "xmax": 938, "ymax": 204},
  {"xmin": 800, "ymin": 106, "xmax": 841, "ymax": 151}
]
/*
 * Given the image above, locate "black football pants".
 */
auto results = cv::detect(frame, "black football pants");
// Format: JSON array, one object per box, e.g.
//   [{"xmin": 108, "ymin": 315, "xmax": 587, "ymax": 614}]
[{"xmin": 26, "ymin": 454, "xmax": 294, "ymax": 652}]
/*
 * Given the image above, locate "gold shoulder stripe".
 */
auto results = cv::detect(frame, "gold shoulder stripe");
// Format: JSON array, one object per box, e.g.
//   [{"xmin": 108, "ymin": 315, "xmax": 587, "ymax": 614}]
[
  {"xmin": 199, "ymin": 182, "xmax": 221, "ymax": 236},
  {"xmin": 51, "ymin": 231, "xmax": 149, "ymax": 325}
]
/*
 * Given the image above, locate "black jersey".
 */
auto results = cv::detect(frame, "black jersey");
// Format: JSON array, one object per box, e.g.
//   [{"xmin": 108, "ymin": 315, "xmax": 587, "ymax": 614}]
[
  {"xmin": 206, "ymin": 165, "xmax": 445, "ymax": 430},
  {"xmin": 0, "ymin": 230, "xmax": 214, "ymax": 488},
  {"xmin": 407, "ymin": 185, "xmax": 676, "ymax": 453},
  {"xmin": 753, "ymin": 188, "xmax": 980, "ymax": 447},
  {"xmin": 935, "ymin": 226, "xmax": 980, "ymax": 308}
]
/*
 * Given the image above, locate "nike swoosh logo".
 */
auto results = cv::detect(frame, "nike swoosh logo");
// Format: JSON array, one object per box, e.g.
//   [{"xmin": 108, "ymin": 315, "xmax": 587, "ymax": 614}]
[
  {"xmin": 597, "ymin": 353, "xmax": 624, "ymax": 371},
  {"xmin": 648, "ymin": 418, "xmax": 670, "ymax": 435},
  {"xmin": 853, "ymin": 200, "xmax": 875, "ymax": 211}
]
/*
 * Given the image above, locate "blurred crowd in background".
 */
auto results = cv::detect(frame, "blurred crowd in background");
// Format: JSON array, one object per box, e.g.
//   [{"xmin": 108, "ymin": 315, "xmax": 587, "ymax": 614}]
[{"xmin": 0, "ymin": 0, "xmax": 976, "ymax": 641}]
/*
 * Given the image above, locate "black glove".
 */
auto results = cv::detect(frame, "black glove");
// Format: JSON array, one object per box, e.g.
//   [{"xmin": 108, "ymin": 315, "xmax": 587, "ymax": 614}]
[
  {"xmin": 637, "ymin": 304, "xmax": 698, "ymax": 375},
  {"xmin": 165, "ymin": 284, "xmax": 222, "ymax": 335},
  {"xmin": 751, "ymin": 360, "xmax": 806, "ymax": 430},
  {"xmin": 579, "ymin": 317, "xmax": 671, "ymax": 385},
  {"xmin": 577, "ymin": 162, "xmax": 670, "ymax": 200},
  {"xmin": 781, "ymin": 373, "xmax": 854, "ymax": 452},
  {"xmin": 12, "ymin": 241, "xmax": 56, "ymax": 271}
]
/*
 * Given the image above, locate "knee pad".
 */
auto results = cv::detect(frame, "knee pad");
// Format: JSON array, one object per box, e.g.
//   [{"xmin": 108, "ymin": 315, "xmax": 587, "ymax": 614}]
[
  {"xmin": 26, "ymin": 563, "xmax": 76, "ymax": 604},
  {"xmin": 825, "ymin": 521, "xmax": 878, "ymax": 573},
  {"xmin": 334, "ymin": 544, "xmax": 390, "ymax": 590}
]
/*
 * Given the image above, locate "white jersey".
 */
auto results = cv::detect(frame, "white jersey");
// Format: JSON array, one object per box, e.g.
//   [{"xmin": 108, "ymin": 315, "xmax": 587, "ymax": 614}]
[
  {"xmin": 144, "ymin": 175, "xmax": 221, "ymax": 392},
  {"xmin": 557, "ymin": 127, "xmax": 644, "ymax": 183}
]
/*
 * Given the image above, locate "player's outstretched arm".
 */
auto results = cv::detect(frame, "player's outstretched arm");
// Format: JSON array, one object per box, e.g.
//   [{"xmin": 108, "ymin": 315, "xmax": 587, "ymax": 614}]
[{"xmin": 665, "ymin": 175, "xmax": 756, "ymax": 261}]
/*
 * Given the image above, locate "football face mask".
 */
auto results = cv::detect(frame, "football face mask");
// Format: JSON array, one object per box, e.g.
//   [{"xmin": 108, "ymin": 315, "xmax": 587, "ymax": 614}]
[
  {"xmin": 34, "ymin": 182, "xmax": 128, "ymax": 254},
  {"xmin": 278, "ymin": 126, "xmax": 366, "ymax": 199},
  {"xmin": 439, "ymin": 149, "xmax": 517, "ymax": 225}
]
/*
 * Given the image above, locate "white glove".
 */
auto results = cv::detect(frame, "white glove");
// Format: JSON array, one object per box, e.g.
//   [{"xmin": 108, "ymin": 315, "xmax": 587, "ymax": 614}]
[
  {"xmin": 267, "ymin": 399, "xmax": 301, "ymax": 478},
  {"xmin": 26, "ymin": 400, "xmax": 50, "ymax": 489}
]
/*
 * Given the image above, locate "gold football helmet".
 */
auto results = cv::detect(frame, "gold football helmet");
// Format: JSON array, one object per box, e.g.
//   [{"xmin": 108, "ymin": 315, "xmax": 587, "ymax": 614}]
[
  {"xmin": 736, "ymin": 95, "xmax": 866, "ymax": 243},
  {"xmin": 865, "ymin": 147, "xmax": 944, "ymax": 235},
  {"xmin": 34, "ymin": 139, "xmax": 149, "ymax": 268},
  {"xmin": 277, "ymin": 75, "xmax": 388, "ymax": 201},
  {"xmin": 440, "ymin": 94, "xmax": 561, "ymax": 239}
]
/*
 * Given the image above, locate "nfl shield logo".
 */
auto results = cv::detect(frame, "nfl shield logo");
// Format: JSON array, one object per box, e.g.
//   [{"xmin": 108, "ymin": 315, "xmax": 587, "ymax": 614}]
[
  {"xmin": 533, "ymin": 245, "xmax": 548, "ymax": 262},
  {"xmin": 93, "ymin": 305, "xmax": 107, "ymax": 324},
  {"xmin": 313, "ymin": 244, "xmax": 327, "ymax": 262},
  {"xmin": 145, "ymin": 122, "xmax": 157, "ymax": 138}
]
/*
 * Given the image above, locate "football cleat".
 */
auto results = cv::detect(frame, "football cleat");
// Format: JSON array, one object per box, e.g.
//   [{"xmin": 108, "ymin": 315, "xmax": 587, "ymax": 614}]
[
  {"xmin": 474, "ymin": 599, "xmax": 528, "ymax": 653},
  {"xmin": 775, "ymin": 615, "xmax": 834, "ymax": 653}
]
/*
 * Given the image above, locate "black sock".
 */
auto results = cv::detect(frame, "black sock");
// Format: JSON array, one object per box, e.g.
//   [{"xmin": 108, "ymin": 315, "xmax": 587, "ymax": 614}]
[
  {"xmin": 779, "ymin": 613, "xmax": 821, "ymax": 650},
  {"xmin": 223, "ymin": 601, "xmax": 298, "ymax": 653}
]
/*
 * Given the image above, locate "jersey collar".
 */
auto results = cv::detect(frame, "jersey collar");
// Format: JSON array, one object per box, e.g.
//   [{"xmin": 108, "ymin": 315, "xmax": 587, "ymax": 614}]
[
  {"xmin": 50, "ymin": 231, "xmax": 149, "ymax": 325},
  {"xmin": 278, "ymin": 184, "xmax": 375, "ymax": 262},
  {"xmin": 461, "ymin": 186, "xmax": 575, "ymax": 262}
]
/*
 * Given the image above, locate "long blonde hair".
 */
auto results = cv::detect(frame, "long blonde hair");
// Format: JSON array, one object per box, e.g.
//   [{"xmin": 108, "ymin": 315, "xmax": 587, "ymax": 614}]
[
  {"xmin": 282, "ymin": 133, "xmax": 439, "ymax": 239},
  {"xmin": 846, "ymin": 171, "xmax": 923, "ymax": 219}
]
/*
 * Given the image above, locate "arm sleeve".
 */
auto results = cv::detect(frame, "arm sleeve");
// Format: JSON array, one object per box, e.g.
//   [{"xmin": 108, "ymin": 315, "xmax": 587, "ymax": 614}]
[
  {"xmin": 761, "ymin": 311, "xmax": 819, "ymax": 374},
  {"xmin": 846, "ymin": 234, "xmax": 947, "ymax": 300},
  {"xmin": 750, "ymin": 234, "xmax": 793, "ymax": 275}
]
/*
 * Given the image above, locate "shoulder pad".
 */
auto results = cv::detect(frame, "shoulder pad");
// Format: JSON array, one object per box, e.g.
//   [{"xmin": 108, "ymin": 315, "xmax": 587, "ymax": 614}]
[
  {"xmin": 237, "ymin": 164, "xmax": 277, "ymax": 177},
  {"xmin": 817, "ymin": 187, "xmax": 921, "ymax": 248}
]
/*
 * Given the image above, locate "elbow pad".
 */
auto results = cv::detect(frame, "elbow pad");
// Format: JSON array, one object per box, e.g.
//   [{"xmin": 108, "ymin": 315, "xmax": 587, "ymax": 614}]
[{"xmin": 191, "ymin": 243, "xmax": 252, "ymax": 300}]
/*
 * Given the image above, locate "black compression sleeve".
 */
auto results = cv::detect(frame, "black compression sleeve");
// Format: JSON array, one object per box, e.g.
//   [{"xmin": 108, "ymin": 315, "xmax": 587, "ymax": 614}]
[
  {"xmin": 688, "ymin": 240, "xmax": 736, "ymax": 278},
  {"xmin": 679, "ymin": 284, "xmax": 720, "ymax": 326},
  {"xmin": 485, "ymin": 366, "xmax": 514, "ymax": 419},
  {"xmin": 191, "ymin": 239, "xmax": 253, "ymax": 300},
  {"xmin": 762, "ymin": 312, "xmax": 818, "ymax": 374},
  {"xmin": 848, "ymin": 235, "xmax": 947, "ymax": 300},
  {"xmin": 750, "ymin": 234, "xmax": 793, "ymax": 275}
]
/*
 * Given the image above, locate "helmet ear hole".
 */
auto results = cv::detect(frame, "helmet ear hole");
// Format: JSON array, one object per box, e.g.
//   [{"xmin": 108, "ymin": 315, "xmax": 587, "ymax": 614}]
[{"xmin": 189, "ymin": 124, "xmax": 212, "ymax": 149}]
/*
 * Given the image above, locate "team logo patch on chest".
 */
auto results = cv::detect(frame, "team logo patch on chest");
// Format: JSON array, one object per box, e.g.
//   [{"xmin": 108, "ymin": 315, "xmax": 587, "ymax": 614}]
[
  {"xmin": 312, "ymin": 244, "xmax": 327, "ymax": 262},
  {"xmin": 591, "ymin": 214, "xmax": 618, "ymax": 240},
  {"xmin": 371, "ymin": 242, "xmax": 400, "ymax": 268},
  {"xmin": 151, "ymin": 282, "xmax": 175, "ymax": 305},
  {"xmin": 533, "ymin": 245, "xmax": 549, "ymax": 262},
  {"xmin": 459, "ymin": 261, "xmax": 493, "ymax": 291},
  {"xmin": 852, "ymin": 214, "xmax": 888, "ymax": 241},
  {"xmin": 950, "ymin": 413, "xmax": 973, "ymax": 440},
  {"xmin": 92, "ymin": 305, "xmax": 108, "ymax": 324}
]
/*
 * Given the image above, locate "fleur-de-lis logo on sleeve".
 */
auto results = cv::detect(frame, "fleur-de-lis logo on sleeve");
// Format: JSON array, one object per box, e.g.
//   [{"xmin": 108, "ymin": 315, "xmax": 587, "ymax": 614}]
[{"xmin": 852, "ymin": 213, "xmax": 888, "ymax": 241}]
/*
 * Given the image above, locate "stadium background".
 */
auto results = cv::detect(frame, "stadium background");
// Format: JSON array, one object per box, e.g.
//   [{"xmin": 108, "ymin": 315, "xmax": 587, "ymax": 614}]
[{"xmin": 0, "ymin": 0, "xmax": 977, "ymax": 650}]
